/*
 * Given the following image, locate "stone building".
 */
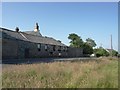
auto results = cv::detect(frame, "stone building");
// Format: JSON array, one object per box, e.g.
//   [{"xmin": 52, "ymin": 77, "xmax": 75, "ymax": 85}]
[{"xmin": 0, "ymin": 23, "xmax": 83, "ymax": 60}]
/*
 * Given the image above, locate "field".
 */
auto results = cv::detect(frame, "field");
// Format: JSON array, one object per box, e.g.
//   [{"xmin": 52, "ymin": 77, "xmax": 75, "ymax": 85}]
[{"xmin": 2, "ymin": 57, "xmax": 118, "ymax": 88}]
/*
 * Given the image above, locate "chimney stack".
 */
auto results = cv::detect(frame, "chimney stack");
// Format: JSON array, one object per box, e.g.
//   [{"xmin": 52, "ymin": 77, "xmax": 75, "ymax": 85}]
[
  {"xmin": 15, "ymin": 27, "xmax": 19, "ymax": 32},
  {"xmin": 34, "ymin": 23, "xmax": 39, "ymax": 32}
]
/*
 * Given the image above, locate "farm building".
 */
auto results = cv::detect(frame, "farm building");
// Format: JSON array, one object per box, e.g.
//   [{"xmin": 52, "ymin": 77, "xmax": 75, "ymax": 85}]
[{"xmin": 0, "ymin": 23, "xmax": 83, "ymax": 60}]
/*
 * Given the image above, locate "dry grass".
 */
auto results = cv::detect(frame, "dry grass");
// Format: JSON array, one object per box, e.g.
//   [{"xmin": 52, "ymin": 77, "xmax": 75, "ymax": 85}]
[{"xmin": 2, "ymin": 57, "xmax": 118, "ymax": 88}]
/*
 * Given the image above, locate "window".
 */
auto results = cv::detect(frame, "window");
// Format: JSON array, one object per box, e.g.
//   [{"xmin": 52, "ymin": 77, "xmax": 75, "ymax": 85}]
[
  {"xmin": 45, "ymin": 44, "xmax": 48, "ymax": 51},
  {"xmin": 37, "ymin": 44, "xmax": 41, "ymax": 51},
  {"xmin": 63, "ymin": 47, "xmax": 66, "ymax": 52},
  {"xmin": 61, "ymin": 46, "xmax": 64, "ymax": 51},
  {"xmin": 58, "ymin": 46, "xmax": 61, "ymax": 51},
  {"xmin": 38, "ymin": 48, "xmax": 41, "ymax": 51},
  {"xmin": 66, "ymin": 47, "xmax": 68, "ymax": 52},
  {"xmin": 53, "ymin": 45, "xmax": 56, "ymax": 51}
]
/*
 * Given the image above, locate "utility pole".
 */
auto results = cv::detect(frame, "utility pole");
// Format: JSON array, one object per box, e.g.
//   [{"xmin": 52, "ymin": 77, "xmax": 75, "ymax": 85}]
[{"xmin": 111, "ymin": 35, "xmax": 113, "ymax": 57}]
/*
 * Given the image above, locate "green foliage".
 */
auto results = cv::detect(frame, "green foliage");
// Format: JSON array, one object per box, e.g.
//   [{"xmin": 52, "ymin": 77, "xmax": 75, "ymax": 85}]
[
  {"xmin": 112, "ymin": 50, "xmax": 118, "ymax": 56},
  {"xmin": 118, "ymin": 54, "xmax": 120, "ymax": 57},
  {"xmin": 68, "ymin": 33, "xmax": 83, "ymax": 48},
  {"xmin": 86, "ymin": 38, "xmax": 96, "ymax": 48},
  {"xmin": 94, "ymin": 48, "xmax": 118, "ymax": 57},
  {"xmin": 94, "ymin": 48, "xmax": 109, "ymax": 57},
  {"xmin": 83, "ymin": 43, "xmax": 93, "ymax": 54},
  {"xmin": 68, "ymin": 33, "xmax": 97, "ymax": 55}
]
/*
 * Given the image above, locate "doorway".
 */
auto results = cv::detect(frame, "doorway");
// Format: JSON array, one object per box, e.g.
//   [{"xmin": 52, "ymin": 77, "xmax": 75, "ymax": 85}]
[{"xmin": 24, "ymin": 48, "xmax": 29, "ymax": 58}]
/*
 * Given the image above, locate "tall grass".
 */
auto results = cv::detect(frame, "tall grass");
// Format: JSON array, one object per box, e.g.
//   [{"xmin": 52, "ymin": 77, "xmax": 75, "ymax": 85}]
[{"xmin": 2, "ymin": 57, "xmax": 118, "ymax": 88}]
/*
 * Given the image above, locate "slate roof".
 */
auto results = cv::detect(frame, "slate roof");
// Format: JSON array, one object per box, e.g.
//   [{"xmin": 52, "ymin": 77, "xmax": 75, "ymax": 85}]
[
  {"xmin": 24, "ymin": 31, "xmax": 42, "ymax": 36},
  {"xmin": 1, "ymin": 28, "xmax": 27, "ymax": 41},
  {"xmin": 0, "ymin": 27, "xmax": 66, "ymax": 46}
]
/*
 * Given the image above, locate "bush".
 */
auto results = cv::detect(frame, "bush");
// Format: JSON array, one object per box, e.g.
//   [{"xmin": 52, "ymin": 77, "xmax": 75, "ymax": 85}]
[
  {"xmin": 117, "ymin": 54, "xmax": 120, "ymax": 57},
  {"xmin": 112, "ymin": 50, "xmax": 118, "ymax": 56},
  {"xmin": 96, "ymin": 53, "xmax": 101, "ymax": 57},
  {"xmin": 94, "ymin": 48, "xmax": 109, "ymax": 57}
]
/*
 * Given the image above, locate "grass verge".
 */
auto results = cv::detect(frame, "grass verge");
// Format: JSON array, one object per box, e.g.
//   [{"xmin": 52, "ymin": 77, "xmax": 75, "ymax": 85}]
[{"xmin": 2, "ymin": 57, "xmax": 118, "ymax": 88}]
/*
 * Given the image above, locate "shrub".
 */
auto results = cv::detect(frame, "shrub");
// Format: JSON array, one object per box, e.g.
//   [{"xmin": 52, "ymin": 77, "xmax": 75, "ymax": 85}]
[{"xmin": 94, "ymin": 48, "xmax": 109, "ymax": 57}]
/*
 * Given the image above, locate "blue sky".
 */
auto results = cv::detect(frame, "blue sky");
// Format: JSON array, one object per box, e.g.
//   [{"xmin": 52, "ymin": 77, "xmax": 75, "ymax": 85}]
[{"xmin": 2, "ymin": 2, "xmax": 118, "ymax": 51}]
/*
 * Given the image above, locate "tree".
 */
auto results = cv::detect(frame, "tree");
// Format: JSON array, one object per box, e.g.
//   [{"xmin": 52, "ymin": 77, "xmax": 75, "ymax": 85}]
[
  {"xmin": 86, "ymin": 38, "xmax": 96, "ymax": 48},
  {"xmin": 68, "ymin": 33, "xmax": 97, "ymax": 56},
  {"xmin": 83, "ymin": 43, "xmax": 93, "ymax": 55},
  {"xmin": 68, "ymin": 33, "xmax": 83, "ymax": 48}
]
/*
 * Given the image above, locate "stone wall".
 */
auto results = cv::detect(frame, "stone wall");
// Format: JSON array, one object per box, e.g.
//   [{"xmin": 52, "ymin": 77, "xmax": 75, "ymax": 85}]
[
  {"xmin": 67, "ymin": 47, "xmax": 83, "ymax": 57},
  {"xmin": 2, "ymin": 39, "xmax": 69, "ymax": 59},
  {"xmin": 2, "ymin": 39, "xmax": 83, "ymax": 60},
  {"xmin": 2, "ymin": 39, "xmax": 18, "ymax": 59},
  {"xmin": 25, "ymin": 42, "xmax": 68, "ymax": 58}
]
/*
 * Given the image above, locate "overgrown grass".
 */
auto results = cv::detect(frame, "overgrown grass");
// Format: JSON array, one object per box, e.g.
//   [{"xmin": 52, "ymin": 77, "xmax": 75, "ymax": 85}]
[{"xmin": 2, "ymin": 57, "xmax": 118, "ymax": 88}]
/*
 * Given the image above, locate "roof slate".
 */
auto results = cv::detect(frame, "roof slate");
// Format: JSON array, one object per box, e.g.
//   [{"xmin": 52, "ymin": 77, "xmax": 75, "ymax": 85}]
[
  {"xmin": 0, "ymin": 27, "xmax": 66, "ymax": 46},
  {"xmin": 24, "ymin": 31, "xmax": 42, "ymax": 36}
]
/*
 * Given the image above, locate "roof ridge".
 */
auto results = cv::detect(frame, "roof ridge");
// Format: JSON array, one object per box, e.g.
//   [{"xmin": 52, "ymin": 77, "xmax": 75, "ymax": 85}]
[{"xmin": 0, "ymin": 27, "xmax": 16, "ymax": 32}]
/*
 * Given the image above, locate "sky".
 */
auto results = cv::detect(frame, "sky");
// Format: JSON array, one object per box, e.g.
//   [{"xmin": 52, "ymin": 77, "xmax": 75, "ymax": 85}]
[{"xmin": 1, "ymin": 2, "xmax": 118, "ymax": 51}]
